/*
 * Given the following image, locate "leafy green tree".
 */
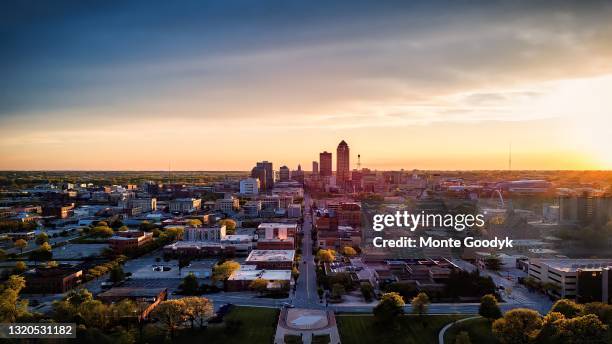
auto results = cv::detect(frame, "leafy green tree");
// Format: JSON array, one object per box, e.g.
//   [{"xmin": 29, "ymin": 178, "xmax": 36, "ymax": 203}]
[
  {"xmin": 187, "ymin": 219, "xmax": 202, "ymax": 227},
  {"xmin": 212, "ymin": 261, "xmax": 240, "ymax": 281},
  {"xmin": 181, "ymin": 273, "xmax": 199, "ymax": 295},
  {"xmin": 373, "ymin": 292, "xmax": 405, "ymax": 328},
  {"xmin": 342, "ymin": 246, "xmax": 357, "ymax": 257},
  {"xmin": 551, "ymin": 299, "xmax": 584, "ymax": 319},
  {"xmin": 360, "ymin": 283, "xmax": 374, "ymax": 302},
  {"xmin": 411, "ymin": 292, "xmax": 430, "ymax": 319},
  {"xmin": 14, "ymin": 261, "xmax": 27, "ymax": 273},
  {"xmin": 492, "ymin": 308, "xmax": 543, "ymax": 344},
  {"xmin": 35, "ymin": 232, "xmax": 49, "ymax": 245},
  {"xmin": 178, "ymin": 258, "xmax": 191, "ymax": 276},
  {"xmin": 0, "ymin": 275, "xmax": 30, "ymax": 322},
  {"xmin": 14, "ymin": 239, "xmax": 27, "ymax": 254},
  {"xmin": 182, "ymin": 296, "xmax": 213, "ymax": 329},
  {"xmin": 218, "ymin": 219, "xmax": 237, "ymax": 234},
  {"xmin": 249, "ymin": 278, "xmax": 269, "ymax": 295},
  {"xmin": 316, "ymin": 249, "xmax": 336, "ymax": 263},
  {"xmin": 151, "ymin": 300, "xmax": 187, "ymax": 339},
  {"xmin": 557, "ymin": 313, "xmax": 608, "ymax": 344},
  {"xmin": 110, "ymin": 265, "xmax": 125, "ymax": 283},
  {"xmin": 479, "ymin": 294, "xmax": 502, "ymax": 321},
  {"xmin": 331, "ymin": 283, "xmax": 346, "ymax": 300},
  {"xmin": 91, "ymin": 226, "xmax": 114, "ymax": 238}
]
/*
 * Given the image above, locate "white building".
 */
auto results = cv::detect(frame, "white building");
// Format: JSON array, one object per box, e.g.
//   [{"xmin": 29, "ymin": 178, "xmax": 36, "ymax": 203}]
[
  {"xmin": 528, "ymin": 258, "xmax": 612, "ymax": 300},
  {"xmin": 240, "ymin": 178, "xmax": 260, "ymax": 195}
]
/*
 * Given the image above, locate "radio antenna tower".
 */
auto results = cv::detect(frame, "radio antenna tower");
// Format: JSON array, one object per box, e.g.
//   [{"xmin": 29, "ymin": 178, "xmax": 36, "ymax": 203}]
[{"xmin": 508, "ymin": 142, "xmax": 512, "ymax": 171}]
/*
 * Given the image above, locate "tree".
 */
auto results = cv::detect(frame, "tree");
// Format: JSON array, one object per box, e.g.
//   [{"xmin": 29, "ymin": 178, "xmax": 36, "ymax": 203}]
[
  {"xmin": 492, "ymin": 308, "xmax": 543, "ymax": 344},
  {"xmin": 249, "ymin": 278, "xmax": 269, "ymax": 295},
  {"xmin": 91, "ymin": 226, "xmax": 114, "ymax": 238},
  {"xmin": 454, "ymin": 331, "xmax": 472, "ymax": 344},
  {"xmin": 479, "ymin": 294, "xmax": 502, "ymax": 321},
  {"xmin": 35, "ymin": 232, "xmax": 49, "ymax": 245},
  {"xmin": 178, "ymin": 258, "xmax": 191, "ymax": 276},
  {"xmin": 551, "ymin": 299, "xmax": 584, "ymax": 319},
  {"xmin": 218, "ymin": 219, "xmax": 237, "ymax": 234},
  {"xmin": 373, "ymin": 292, "xmax": 405, "ymax": 328},
  {"xmin": 182, "ymin": 297, "xmax": 213, "ymax": 329},
  {"xmin": 557, "ymin": 313, "xmax": 608, "ymax": 344},
  {"xmin": 342, "ymin": 246, "xmax": 357, "ymax": 257},
  {"xmin": 331, "ymin": 283, "xmax": 346, "ymax": 300},
  {"xmin": 360, "ymin": 283, "xmax": 374, "ymax": 302},
  {"xmin": 411, "ymin": 292, "xmax": 430, "ymax": 319},
  {"xmin": 14, "ymin": 261, "xmax": 27, "ymax": 273},
  {"xmin": 181, "ymin": 273, "xmax": 199, "ymax": 295},
  {"xmin": 316, "ymin": 249, "xmax": 336, "ymax": 263},
  {"xmin": 582, "ymin": 302, "xmax": 612, "ymax": 325},
  {"xmin": 30, "ymin": 242, "xmax": 52, "ymax": 263},
  {"xmin": 117, "ymin": 225, "xmax": 129, "ymax": 232},
  {"xmin": 0, "ymin": 275, "xmax": 29, "ymax": 322},
  {"xmin": 65, "ymin": 288, "xmax": 93, "ymax": 306},
  {"xmin": 80, "ymin": 300, "xmax": 110, "ymax": 329},
  {"xmin": 212, "ymin": 260, "xmax": 240, "ymax": 281},
  {"xmin": 151, "ymin": 300, "xmax": 187, "ymax": 339},
  {"xmin": 187, "ymin": 219, "xmax": 202, "ymax": 227},
  {"xmin": 110, "ymin": 265, "xmax": 125, "ymax": 283},
  {"xmin": 484, "ymin": 254, "xmax": 502, "ymax": 271},
  {"xmin": 46, "ymin": 260, "xmax": 59, "ymax": 268},
  {"xmin": 14, "ymin": 239, "xmax": 27, "ymax": 254}
]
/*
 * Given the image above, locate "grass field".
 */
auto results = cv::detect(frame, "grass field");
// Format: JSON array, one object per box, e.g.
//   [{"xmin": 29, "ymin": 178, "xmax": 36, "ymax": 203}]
[
  {"xmin": 173, "ymin": 306, "xmax": 279, "ymax": 344},
  {"xmin": 443, "ymin": 317, "xmax": 499, "ymax": 344},
  {"xmin": 337, "ymin": 314, "xmax": 468, "ymax": 344}
]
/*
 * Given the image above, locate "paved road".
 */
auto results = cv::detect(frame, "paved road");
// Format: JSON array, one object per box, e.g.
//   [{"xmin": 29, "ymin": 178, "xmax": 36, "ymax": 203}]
[{"xmin": 290, "ymin": 193, "xmax": 320, "ymax": 308}]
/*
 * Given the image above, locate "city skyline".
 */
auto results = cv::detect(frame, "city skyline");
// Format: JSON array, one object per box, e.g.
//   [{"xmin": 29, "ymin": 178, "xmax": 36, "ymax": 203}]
[{"xmin": 1, "ymin": 1, "xmax": 611, "ymax": 170}]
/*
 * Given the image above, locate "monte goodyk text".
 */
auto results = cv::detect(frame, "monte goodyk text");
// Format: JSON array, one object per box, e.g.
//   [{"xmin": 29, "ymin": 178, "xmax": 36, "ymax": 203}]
[{"xmin": 370, "ymin": 211, "xmax": 513, "ymax": 250}]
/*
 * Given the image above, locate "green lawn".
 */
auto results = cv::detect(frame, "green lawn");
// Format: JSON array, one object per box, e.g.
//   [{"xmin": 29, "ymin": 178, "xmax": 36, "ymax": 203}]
[
  {"xmin": 443, "ymin": 317, "xmax": 499, "ymax": 344},
  {"xmin": 173, "ymin": 306, "xmax": 279, "ymax": 344},
  {"xmin": 337, "ymin": 314, "xmax": 468, "ymax": 344}
]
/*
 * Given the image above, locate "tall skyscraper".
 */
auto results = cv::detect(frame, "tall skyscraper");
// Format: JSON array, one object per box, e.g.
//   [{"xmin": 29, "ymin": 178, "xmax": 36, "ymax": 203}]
[
  {"xmin": 279, "ymin": 165, "xmax": 290, "ymax": 182},
  {"xmin": 336, "ymin": 140, "xmax": 350, "ymax": 184},
  {"xmin": 312, "ymin": 161, "xmax": 319, "ymax": 175},
  {"xmin": 251, "ymin": 161, "xmax": 274, "ymax": 191},
  {"xmin": 319, "ymin": 151, "xmax": 332, "ymax": 177}
]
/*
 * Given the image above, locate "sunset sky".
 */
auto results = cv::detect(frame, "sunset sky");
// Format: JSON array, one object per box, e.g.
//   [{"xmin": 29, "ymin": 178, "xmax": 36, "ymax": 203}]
[{"xmin": 1, "ymin": 1, "xmax": 611, "ymax": 171}]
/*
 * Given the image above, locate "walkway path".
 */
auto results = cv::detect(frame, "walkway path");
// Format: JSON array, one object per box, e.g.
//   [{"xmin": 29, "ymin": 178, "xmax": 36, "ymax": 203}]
[{"xmin": 437, "ymin": 316, "xmax": 481, "ymax": 344}]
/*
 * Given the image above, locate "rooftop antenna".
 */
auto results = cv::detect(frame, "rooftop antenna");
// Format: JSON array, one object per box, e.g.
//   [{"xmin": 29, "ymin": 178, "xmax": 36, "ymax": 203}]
[
  {"xmin": 357, "ymin": 154, "xmax": 361, "ymax": 170},
  {"xmin": 508, "ymin": 142, "xmax": 512, "ymax": 171},
  {"xmin": 168, "ymin": 161, "xmax": 171, "ymax": 184}
]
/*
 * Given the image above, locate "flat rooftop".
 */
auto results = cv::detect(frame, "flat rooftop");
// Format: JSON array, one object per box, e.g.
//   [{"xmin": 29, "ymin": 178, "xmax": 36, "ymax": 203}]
[
  {"xmin": 246, "ymin": 249, "xmax": 295, "ymax": 262},
  {"xmin": 532, "ymin": 259, "xmax": 612, "ymax": 272},
  {"xmin": 228, "ymin": 269, "xmax": 291, "ymax": 281},
  {"xmin": 257, "ymin": 223, "xmax": 298, "ymax": 230}
]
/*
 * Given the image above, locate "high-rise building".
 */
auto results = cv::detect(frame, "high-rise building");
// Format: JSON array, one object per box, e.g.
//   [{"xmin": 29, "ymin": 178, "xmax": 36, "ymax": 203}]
[
  {"xmin": 291, "ymin": 164, "xmax": 304, "ymax": 184},
  {"xmin": 336, "ymin": 140, "xmax": 350, "ymax": 184},
  {"xmin": 319, "ymin": 151, "xmax": 332, "ymax": 177},
  {"xmin": 279, "ymin": 165, "xmax": 290, "ymax": 182},
  {"xmin": 251, "ymin": 161, "xmax": 274, "ymax": 191},
  {"xmin": 312, "ymin": 161, "xmax": 319, "ymax": 175}
]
